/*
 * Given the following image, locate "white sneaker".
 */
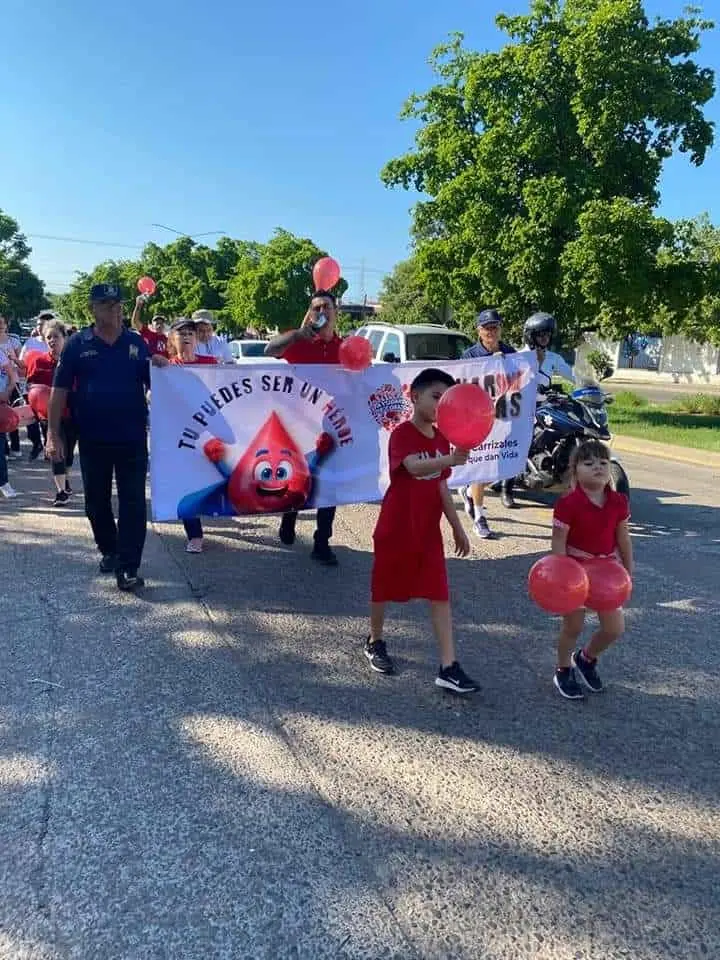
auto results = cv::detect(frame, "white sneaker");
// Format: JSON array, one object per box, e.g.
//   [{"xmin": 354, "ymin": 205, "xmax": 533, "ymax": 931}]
[
  {"xmin": 473, "ymin": 510, "xmax": 493, "ymax": 539},
  {"xmin": 185, "ymin": 538, "xmax": 203, "ymax": 554},
  {"xmin": 0, "ymin": 483, "xmax": 19, "ymax": 499}
]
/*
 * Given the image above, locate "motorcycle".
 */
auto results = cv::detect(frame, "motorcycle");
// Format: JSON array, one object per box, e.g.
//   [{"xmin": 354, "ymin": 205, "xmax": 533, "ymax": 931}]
[{"xmin": 495, "ymin": 380, "xmax": 631, "ymax": 498}]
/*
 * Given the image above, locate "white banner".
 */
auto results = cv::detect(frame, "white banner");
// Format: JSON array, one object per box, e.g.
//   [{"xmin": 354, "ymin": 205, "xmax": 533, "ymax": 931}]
[{"xmin": 150, "ymin": 355, "xmax": 538, "ymax": 522}]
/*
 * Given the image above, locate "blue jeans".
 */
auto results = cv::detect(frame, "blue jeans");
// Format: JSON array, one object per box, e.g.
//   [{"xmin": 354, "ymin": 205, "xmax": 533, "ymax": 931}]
[{"xmin": 0, "ymin": 437, "xmax": 7, "ymax": 486}]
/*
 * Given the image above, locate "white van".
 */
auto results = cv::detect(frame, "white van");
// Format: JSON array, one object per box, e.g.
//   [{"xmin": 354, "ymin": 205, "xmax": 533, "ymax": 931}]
[{"xmin": 354, "ymin": 323, "xmax": 473, "ymax": 363}]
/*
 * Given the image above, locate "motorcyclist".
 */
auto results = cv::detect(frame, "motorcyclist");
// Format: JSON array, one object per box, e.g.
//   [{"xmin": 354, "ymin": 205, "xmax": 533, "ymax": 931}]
[{"xmin": 520, "ymin": 312, "xmax": 576, "ymax": 395}]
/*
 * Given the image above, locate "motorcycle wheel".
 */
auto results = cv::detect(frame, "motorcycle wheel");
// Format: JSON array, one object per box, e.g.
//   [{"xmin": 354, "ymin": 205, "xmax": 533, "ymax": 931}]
[{"xmin": 611, "ymin": 461, "xmax": 630, "ymax": 498}]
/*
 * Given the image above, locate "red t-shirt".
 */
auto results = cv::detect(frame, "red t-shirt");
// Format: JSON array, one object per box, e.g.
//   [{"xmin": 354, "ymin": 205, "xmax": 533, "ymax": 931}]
[
  {"xmin": 139, "ymin": 326, "xmax": 168, "ymax": 357},
  {"xmin": 169, "ymin": 355, "xmax": 218, "ymax": 366},
  {"xmin": 553, "ymin": 485, "xmax": 630, "ymax": 557},
  {"xmin": 24, "ymin": 350, "xmax": 57, "ymax": 387},
  {"xmin": 374, "ymin": 421, "xmax": 451, "ymax": 548},
  {"xmin": 282, "ymin": 334, "xmax": 342, "ymax": 365}
]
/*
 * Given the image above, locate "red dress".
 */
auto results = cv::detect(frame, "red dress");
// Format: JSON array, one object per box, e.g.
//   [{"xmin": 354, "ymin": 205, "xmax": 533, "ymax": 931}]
[{"xmin": 371, "ymin": 421, "xmax": 451, "ymax": 603}]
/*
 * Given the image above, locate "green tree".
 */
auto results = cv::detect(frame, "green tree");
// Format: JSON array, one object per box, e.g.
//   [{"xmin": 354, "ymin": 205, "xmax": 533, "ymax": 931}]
[
  {"xmin": 381, "ymin": 1, "xmax": 715, "ymax": 344},
  {"xmin": 378, "ymin": 257, "xmax": 447, "ymax": 326},
  {"xmin": 0, "ymin": 210, "xmax": 48, "ymax": 319},
  {"xmin": 226, "ymin": 229, "xmax": 348, "ymax": 332}
]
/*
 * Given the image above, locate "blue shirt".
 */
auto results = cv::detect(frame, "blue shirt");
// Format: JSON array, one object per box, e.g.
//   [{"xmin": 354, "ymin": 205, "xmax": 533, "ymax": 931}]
[
  {"xmin": 462, "ymin": 341, "xmax": 516, "ymax": 359},
  {"xmin": 53, "ymin": 327, "xmax": 151, "ymax": 444}
]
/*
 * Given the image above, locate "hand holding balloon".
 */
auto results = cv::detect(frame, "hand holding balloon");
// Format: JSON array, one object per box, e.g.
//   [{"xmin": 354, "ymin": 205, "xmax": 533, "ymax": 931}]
[{"xmin": 448, "ymin": 447, "xmax": 469, "ymax": 467}]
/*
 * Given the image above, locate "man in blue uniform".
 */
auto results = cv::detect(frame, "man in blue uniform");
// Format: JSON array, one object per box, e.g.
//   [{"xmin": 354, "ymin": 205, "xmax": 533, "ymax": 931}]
[
  {"xmin": 461, "ymin": 309, "xmax": 517, "ymax": 537},
  {"xmin": 46, "ymin": 283, "xmax": 153, "ymax": 591}
]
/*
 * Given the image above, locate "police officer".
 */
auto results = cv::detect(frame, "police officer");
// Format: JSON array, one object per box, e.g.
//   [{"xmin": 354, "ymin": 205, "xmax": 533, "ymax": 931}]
[
  {"xmin": 460, "ymin": 309, "xmax": 518, "ymax": 536},
  {"xmin": 46, "ymin": 283, "xmax": 158, "ymax": 591}
]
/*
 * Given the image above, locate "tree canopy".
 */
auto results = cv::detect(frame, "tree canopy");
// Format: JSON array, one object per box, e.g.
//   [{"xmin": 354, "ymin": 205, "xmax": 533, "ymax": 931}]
[
  {"xmin": 0, "ymin": 210, "xmax": 48, "ymax": 321},
  {"xmin": 381, "ymin": 0, "xmax": 716, "ymax": 344},
  {"xmin": 378, "ymin": 258, "xmax": 447, "ymax": 327},
  {"xmin": 53, "ymin": 229, "xmax": 347, "ymax": 334}
]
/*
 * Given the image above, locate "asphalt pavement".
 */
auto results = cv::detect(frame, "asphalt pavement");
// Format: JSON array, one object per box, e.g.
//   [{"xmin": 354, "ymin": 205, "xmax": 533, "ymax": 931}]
[{"xmin": 2, "ymin": 442, "xmax": 719, "ymax": 960}]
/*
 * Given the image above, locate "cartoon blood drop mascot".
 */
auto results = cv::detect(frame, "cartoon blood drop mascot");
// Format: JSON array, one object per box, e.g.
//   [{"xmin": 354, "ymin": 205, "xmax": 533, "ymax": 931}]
[{"xmin": 177, "ymin": 412, "xmax": 334, "ymax": 519}]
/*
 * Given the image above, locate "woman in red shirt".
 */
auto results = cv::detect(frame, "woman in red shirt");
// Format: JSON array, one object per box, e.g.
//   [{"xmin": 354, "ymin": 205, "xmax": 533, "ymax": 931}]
[
  {"xmin": 168, "ymin": 319, "xmax": 217, "ymax": 552},
  {"xmin": 26, "ymin": 320, "xmax": 77, "ymax": 506}
]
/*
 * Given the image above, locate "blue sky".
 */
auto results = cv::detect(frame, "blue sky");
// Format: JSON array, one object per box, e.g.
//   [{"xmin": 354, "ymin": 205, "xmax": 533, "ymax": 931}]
[{"xmin": 1, "ymin": 0, "xmax": 717, "ymax": 302}]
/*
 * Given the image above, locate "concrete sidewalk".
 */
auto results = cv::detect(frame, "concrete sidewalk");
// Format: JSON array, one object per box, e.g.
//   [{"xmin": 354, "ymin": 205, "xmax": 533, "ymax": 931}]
[{"xmin": 2, "ymin": 447, "xmax": 720, "ymax": 959}]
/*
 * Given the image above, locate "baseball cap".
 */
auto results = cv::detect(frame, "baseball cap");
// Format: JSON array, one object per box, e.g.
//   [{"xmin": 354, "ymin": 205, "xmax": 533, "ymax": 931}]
[
  {"xmin": 476, "ymin": 308, "xmax": 503, "ymax": 328},
  {"xmin": 90, "ymin": 283, "xmax": 123, "ymax": 303},
  {"xmin": 37, "ymin": 309, "xmax": 57, "ymax": 321},
  {"xmin": 191, "ymin": 309, "xmax": 214, "ymax": 324},
  {"xmin": 170, "ymin": 318, "xmax": 196, "ymax": 333}
]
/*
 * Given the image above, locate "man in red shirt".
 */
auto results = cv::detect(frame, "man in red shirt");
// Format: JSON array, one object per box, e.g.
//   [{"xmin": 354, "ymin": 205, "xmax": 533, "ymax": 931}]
[
  {"xmin": 130, "ymin": 296, "xmax": 168, "ymax": 356},
  {"xmin": 264, "ymin": 291, "xmax": 342, "ymax": 565}
]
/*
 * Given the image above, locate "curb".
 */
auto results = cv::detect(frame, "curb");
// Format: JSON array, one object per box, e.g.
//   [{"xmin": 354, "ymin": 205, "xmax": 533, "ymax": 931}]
[{"xmin": 610, "ymin": 434, "xmax": 720, "ymax": 469}]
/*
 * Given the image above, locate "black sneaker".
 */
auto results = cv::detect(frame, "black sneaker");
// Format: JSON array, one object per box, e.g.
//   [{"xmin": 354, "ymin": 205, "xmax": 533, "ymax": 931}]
[
  {"xmin": 116, "ymin": 570, "xmax": 145, "ymax": 592},
  {"xmin": 553, "ymin": 667, "xmax": 585, "ymax": 700},
  {"xmin": 572, "ymin": 649, "xmax": 603, "ymax": 693},
  {"xmin": 29, "ymin": 445, "xmax": 43, "ymax": 462},
  {"xmin": 65, "ymin": 481, "xmax": 73, "ymax": 495},
  {"xmin": 364, "ymin": 638, "xmax": 396, "ymax": 675},
  {"xmin": 311, "ymin": 543, "xmax": 338, "ymax": 567},
  {"xmin": 99, "ymin": 554, "xmax": 117, "ymax": 574},
  {"xmin": 279, "ymin": 514, "xmax": 296, "ymax": 546},
  {"xmin": 435, "ymin": 661, "xmax": 480, "ymax": 694},
  {"xmin": 52, "ymin": 489, "xmax": 70, "ymax": 507}
]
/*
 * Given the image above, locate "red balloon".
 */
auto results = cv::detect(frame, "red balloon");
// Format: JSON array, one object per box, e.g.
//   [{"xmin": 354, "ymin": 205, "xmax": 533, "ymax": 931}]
[
  {"xmin": 528, "ymin": 555, "xmax": 589, "ymax": 615},
  {"xmin": 583, "ymin": 558, "xmax": 632, "ymax": 612},
  {"xmin": 28, "ymin": 385, "xmax": 51, "ymax": 421},
  {"xmin": 137, "ymin": 276, "xmax": 157, "ymax": 296},
  {"xmin": 436, "ymin": 383, "xmax": 495, "ymax": 449},
  {"xmin": 339, "ymin": 336, "xmax": 373, "ymax": 372},
  {"xmin": 0, "ymin": 405, "xmax": 20, "ymax": 433},
  {"xmin": 312, "ymin": 257, "xmax": 341, "ymax": 292}
]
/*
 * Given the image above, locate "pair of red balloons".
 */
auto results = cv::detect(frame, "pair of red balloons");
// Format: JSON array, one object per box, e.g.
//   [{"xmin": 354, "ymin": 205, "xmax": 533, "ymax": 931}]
[{"xmin": 528, "ymin": 554, "xmax": 632, "ymax": 614}]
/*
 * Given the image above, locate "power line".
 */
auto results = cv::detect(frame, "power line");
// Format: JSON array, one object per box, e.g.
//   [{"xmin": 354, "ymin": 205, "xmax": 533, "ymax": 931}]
[{"xmin": 27, "ymin": 233, "xmax": 144, "ymax": 250}]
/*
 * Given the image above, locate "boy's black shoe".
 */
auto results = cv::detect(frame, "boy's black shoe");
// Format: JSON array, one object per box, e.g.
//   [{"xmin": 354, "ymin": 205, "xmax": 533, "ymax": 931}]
[
  {"xmin": 52, "ymin": 489, "xmax": 70, "ymax": 507},
  {"xmin": 311, "ymin": 543, "xmax": 338, "ymax": 567},
  {"xmin": 435, "ymin": 661, "xmax": 480, "ymax": 694},
  {"xmin": 99, "ymin": 554, "xmax": 117, "ymax": 574},
  {"xmin": 279, "ymin": 514, "xmax": 296, "ymax": 545},
  {"xmin": 572, "ymin": 649, "xmax": 603, "ymax": 692},
  {"xmin": 364, "ymin": 638, "xmax": 396, "ymax": 675},
  {"xmin": 553, "ymin": 667, "xmax": 584, "ymax": 700},
  {"xmin": 116, "ymin": 570, "xmax": 145, "ymax": 592},
  {"xmin": 29, "ymin": 445, "xmax": 43, "ymax": 461}
]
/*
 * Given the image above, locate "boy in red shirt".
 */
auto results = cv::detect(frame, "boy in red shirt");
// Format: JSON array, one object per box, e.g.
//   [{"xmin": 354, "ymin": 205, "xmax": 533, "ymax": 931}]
[
  {"xmin": 551, "ymin": 439, "xmax": 633, "ymax": 699},
  {"xmin": 365, "ymin": 368, "xmax": 479, "ymax": 694}
]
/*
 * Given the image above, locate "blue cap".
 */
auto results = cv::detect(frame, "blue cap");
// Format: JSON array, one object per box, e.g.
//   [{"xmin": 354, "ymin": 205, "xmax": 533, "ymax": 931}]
[
  {"xmin": 90, "ymin": 283, "xmax": 122, "ymax": 302},
  {"xmin": 476, "ymin": 309, "xmax": 503, "ymax": 327}
]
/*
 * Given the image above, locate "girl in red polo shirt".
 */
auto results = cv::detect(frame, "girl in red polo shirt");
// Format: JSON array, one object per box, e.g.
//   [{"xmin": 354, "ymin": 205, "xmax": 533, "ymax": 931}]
[
  {"xmin": 25, "ymin": 320, "xmax": 77, "ymax": 506},
  {"xmin": 168, "ymin": 319, "xmax": 217, "ymax": 552},
  {"xmin": 551, "ymin": 439, "xmax": 633, "ymax": 700},
  {"xmin": 364, "ymin": 368, "xmax": 479, "ymax": 695}
]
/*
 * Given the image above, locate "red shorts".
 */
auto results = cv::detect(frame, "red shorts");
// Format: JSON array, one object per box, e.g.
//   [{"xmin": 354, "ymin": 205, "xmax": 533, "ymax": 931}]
[{"xmin": 371, "ymin": 534, "xmax": 449, "ymax": 603}]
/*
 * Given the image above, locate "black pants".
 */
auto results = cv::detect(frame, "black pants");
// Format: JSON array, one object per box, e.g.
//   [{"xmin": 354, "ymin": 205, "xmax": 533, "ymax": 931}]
[
  {"xmin": 28, "ymin": 418, "xmax": 47, "ymax": 450},
  {"xmin": 282, "ymin": 506, "xmax": 335, "ymax": 546},
  {"xmin": 183, "ymin": 517, "xmax": 203, "ymax": 540},
  {"xmin": 51, "ymin": 420, "xmax": 77, "ymax": 476},
  {"xmin": 79, "ymin": 440, "xmax": 148, "ymax": 574}
]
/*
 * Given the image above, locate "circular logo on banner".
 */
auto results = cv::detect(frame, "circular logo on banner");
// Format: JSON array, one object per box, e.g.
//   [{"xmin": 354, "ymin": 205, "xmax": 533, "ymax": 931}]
[{"xmin": 368, "ymin": 383, "xmax": 412, "ymax": 432}]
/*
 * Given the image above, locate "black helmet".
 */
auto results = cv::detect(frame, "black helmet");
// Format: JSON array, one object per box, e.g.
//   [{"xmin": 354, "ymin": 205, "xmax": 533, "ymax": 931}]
[{"xmin": 524, "ymin": 311, "xmax": 556, "ymax": 348}]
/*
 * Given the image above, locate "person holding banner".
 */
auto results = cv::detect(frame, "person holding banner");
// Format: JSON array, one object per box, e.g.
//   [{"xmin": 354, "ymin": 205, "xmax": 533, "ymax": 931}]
[
  {"xmin": 365, "ymin": 368, "xmax": 479, "ymax": 693},
  {"xmin": 264, "ymin": 291, "xmax": 343, "ymax": 566},
  {"xmin": 167, "ymin": 318, "xmax": 217, "ymax": 552},
  {"xmin": 460, "ymin": 309, "xmax": 517, "ymax": 536}
]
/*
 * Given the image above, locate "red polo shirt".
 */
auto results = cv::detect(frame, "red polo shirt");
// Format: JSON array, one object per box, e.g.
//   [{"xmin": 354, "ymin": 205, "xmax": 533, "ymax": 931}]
[
  {"xmin": 282, "ymin": 333, "xmax": 342, "ymax": 365},
  {"xmin": 24, "ymin": 350, "xmax": 57, "ymax": 387},
  {"xmin": 139, "ymin": 326, "xmax": 168, "ymax": 357}
]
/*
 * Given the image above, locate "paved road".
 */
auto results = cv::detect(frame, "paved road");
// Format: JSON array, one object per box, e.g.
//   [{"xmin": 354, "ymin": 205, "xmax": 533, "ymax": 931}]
[
  {"xmin": 2, "ymin": 445, "xmax": 719, "ymax": 959},
  {"xmin": 605, "ymin": 378, "xmax": 720, "ymax": 406}
]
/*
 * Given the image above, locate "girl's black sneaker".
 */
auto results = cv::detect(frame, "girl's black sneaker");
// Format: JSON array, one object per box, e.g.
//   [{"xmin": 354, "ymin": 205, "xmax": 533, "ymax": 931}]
[
  {"xmin": 553, "ymin": 667, "xmax": 584, "ymax": 700},
  {"xmin": 572, "ymin": 650, "xmax": 603, "ymax": 692},
  {"xmin": 52, "ymin": 490, "xmax": 70, "ymax": 507},
  {"xmin": 364, "ymin": 638, "xmax": 396, "ymax": 675}
]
